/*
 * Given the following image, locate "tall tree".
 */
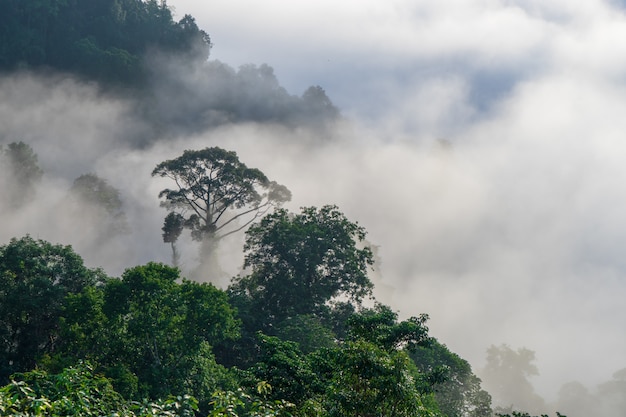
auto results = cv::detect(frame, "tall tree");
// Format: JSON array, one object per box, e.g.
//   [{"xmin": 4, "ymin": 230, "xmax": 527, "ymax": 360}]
[
  {"xmin": 0, "ymin": 236, "xmax": 103, "ymax": 382},
  {"xmin": 152, "ymin": 147, "xmax": 290, "ymax": 272},
  {"xmin": 481, "ymin": 344, "xmax": 546, "ymax": 414},
  {"xmin": 229, "ymin": 205, "xmax": 374, "ymax": 332},
  {"xmin": 69, "ymin": 173, "xmax": 129, "ymax": 236},
  {"xmin": 162, "ymin": 212, "xmax": 185, "ymax": 266},
  {"xmin": 596, "ymin": 368, "xmax": 626, "ymax": 417},
  {"xmin": 310, "ymin": 305, "xmax": 442, "ymax": 417},
  {"xmin": 410, "ymin": 339, "xmax": 492, "ymax": 417},
  {"xmin": 0, "ymin": 141, "xmax": 43, "ymax": 209}
]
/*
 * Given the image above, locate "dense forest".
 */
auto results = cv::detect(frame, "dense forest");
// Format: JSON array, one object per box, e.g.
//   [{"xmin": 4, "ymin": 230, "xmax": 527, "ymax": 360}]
[
  {"xmin": 0, "ymin": 1, "xmax": 614, "ymax": 416},
  {"xmin": 1, "ymin": 141, "xmax": 501, "ymax": 416}
]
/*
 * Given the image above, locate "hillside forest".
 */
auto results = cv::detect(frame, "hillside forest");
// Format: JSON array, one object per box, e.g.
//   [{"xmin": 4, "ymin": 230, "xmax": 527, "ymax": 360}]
[{"xmin": 0, "ymin": 1, "xmax": 624, "ymax": 416}]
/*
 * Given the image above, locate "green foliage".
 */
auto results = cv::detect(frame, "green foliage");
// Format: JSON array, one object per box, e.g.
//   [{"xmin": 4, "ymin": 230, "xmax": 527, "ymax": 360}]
[
  {"xmin": 58, "ymin": 263, "xmax": 240, "ymax": 407},
  {"xmin": 0, "ymin": 362, "xmax": 199, "ymax": 416},
  {"xmin": 410, "ymin": 339, "xmax": 492, "ymax": 417},
  {"xmin": 230, "ymin": 205, "xmax": 374, "ymax": 332},
  {"xmin": 313, "ymin": 340, "xmax": 441, "ymax": 417},
  {"xmin": 272, "ymin": 315, "xmax": 336, "ymax": 354},
  {"xmin": 247, "ymin": 335, "xmax": 321, "ymax": 406},
  {"xmin": 70, "ymin": 173, "xmax": 124, "ymax": 217},
  {"xmin": 0, "ymin": 0, "xmax": 211, "ymax": 85},
  {"xmin": 0, "ymin": 236, "xmax": 103, "ymax": 382},
  {"xmin": 208, "ymin": 386, "xmax": 294, "ymax": 417},
  {"xmin": 162, "ymin": 212, "xmax": 185, "ymax": 266},
  {"xmin": 297, "ymin": 306, "xmax": 443, "ymax": 417},
  {"xmin": 347, "ymin": 303, "xmax": 430, "ymax": 352}
]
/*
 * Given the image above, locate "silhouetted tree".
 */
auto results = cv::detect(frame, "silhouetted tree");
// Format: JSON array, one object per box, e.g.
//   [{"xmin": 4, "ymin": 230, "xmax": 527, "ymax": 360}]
[
  {"xmin": 481, "ymin": 344, "xmax": 546, "ymax": 414},
  {"xmin": 152, "ymin": 146, "xmax": 290, "ymax": 275},
  {"xmin": 0, "ymin": 141, "xmax": 43, "ymax": 208},
  {"xmin": 69, "ymin": 173, "xmax": 129, "ymax": 236}
]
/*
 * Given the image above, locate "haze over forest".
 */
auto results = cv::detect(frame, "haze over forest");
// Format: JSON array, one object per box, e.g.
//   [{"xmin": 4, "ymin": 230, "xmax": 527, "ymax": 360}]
[{"xmin": 2, "ymin": 1, "xmax": 626, "ymax": 416}]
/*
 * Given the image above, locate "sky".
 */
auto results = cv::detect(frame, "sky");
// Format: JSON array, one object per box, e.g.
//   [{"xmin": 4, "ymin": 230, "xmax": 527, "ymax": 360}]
[
  {"xmin": 2, "ymin": 0, "xmax": 626, "ymax": 412},
  {"xmin": 163, "ymin": 0, "xmax": 626, "ymax": 404}
]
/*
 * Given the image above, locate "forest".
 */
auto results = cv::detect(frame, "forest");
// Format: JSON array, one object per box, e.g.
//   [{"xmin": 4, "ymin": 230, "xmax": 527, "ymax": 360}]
[
  {"xmin": 0, "ymin": 1, "xmax": 621, "ymax": 416},
  {"xmin": 0, "ymin": 143, "xmax": 500, "ymax": 416}
]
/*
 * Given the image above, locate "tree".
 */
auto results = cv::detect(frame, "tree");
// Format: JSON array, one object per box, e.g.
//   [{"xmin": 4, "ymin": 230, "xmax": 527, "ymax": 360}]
[
  {"xmin": 272, "ymin": 314, "xmax": 336, "ymax": 354},
  {"xmin": 152, "ymin": 147, "xmax": 290, "ymax": 273},
  {"xmin": 68, "ymin": 173, "xmax": 129, "ymax": 236},
  {"xmin": 207, "ymin": 385, "xmax": 294, "ymax": 417},
  {"xmin": 346, "ymin": 304, "xmax": 430, "ymax": 352},
  {"xmin": 0, "ymin": 0, "xmax": 211, "ymax": 85},
  {"xmin": 162, "ymin": 212, "xmax": 185, "ymax": 266},
  {"xmin": 556, "ymin": 381, "xmax": 597, "ymax": 417},
  {"xmin": 309, "ymin": 306, "xmax": 442, "ymax": 417},
  {"xmin": 59, "ymin": 263, "xmax": 240, "ymax": 410},
  {"xmin": 247, "ymin": 334, "xmax": 321, "ymax": 406},
  {"xmin": 481, "ymin": 345, "xmax": 546, "ymax": 414},
  {"xmin": 0, "ymin": 236, "xmax": 103, "ymax": 383},
  {"xmin": 0, "ymin": 141, "xmax": 43, "ymax": 209},
  {"xmin": 229, "ymin": 205, "xmax": 374, "ymax": 332},
  {"xmin": 296, "ymin": 86, "xmax": 340, "ymax": 131},
  {"xmin": 410, "ymin": 339, "xmax": 492, "ymax": 417},
  {"xmin": 596, "ymin": 368, "xmax": 626, "ymax": 417}
]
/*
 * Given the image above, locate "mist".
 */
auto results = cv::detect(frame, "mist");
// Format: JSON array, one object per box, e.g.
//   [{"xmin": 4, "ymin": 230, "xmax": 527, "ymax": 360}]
[{"xmin": 2, "ymin": 0, "xmax": 626, "ymax": 415}]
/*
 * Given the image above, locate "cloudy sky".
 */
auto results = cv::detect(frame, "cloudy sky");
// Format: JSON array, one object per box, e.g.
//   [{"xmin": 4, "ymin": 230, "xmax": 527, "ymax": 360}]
[{"xmin": 163, "ymin": 0, "xmax": 626, "ymax": 403}]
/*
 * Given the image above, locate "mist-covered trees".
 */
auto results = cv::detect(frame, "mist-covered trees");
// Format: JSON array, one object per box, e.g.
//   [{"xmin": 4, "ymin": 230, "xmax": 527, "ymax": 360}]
[
  {"xmin": 152, "ymin": 146, "xmax": 291, "ymax": 272},
  {"xmin": 0, "ymin": 137, "xmax": 491, "ymax": 416},
  {"xmin": 68, "ymin": 173, "xmax": 129, "ymax": 236},
  {"xmin": 481, "ymin": 344, "xmax": 547, "ymax": 414},
  {"xmin": 0, "ymin": 141, "xmax": 43, "ymax": 209},
  {"xmin": 0, "ymin": 209, "xmax": 495, "ymax": 417},
  {"xmin": 411, "ymin": 339, "xmax": 492, "ymax": 417},
  {"xmin": 144, "ymin": 60, "xmax": 343, "ymax": 136},
  {"xmin": 0, "ymin": 0, "xmax": 210, "ymax": 85}
]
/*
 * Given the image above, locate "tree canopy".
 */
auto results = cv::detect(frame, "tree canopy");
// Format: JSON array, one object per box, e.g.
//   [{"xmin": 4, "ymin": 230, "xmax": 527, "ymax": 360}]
[
  {"xmin": 0, "ymin": 221, "xmax": 498, "ymax": 417},
  {"xmin": 0, "ymin": 0, "xmax": 210, "ymax": 85},
  {"xmin": 152, "ymin": 146, "xmax": 291, "ymax": 271},
  {"xmin": 68, "ymin": 173, "xmax": 129, "ymax": 236},
  {"xmin": 0, "ymin": 141, "xmax": 43, "ymax": 209},
  {"xmin": 58, "ymin": 263, "xmax": 239, "ymax": 406},
  {"xmin": 230, "ymin": 205, "xmax": 374, "ymax": 332},
  {"xmin": 0, "ymin": 236, "xmax": 103, "ymax": 382}
]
